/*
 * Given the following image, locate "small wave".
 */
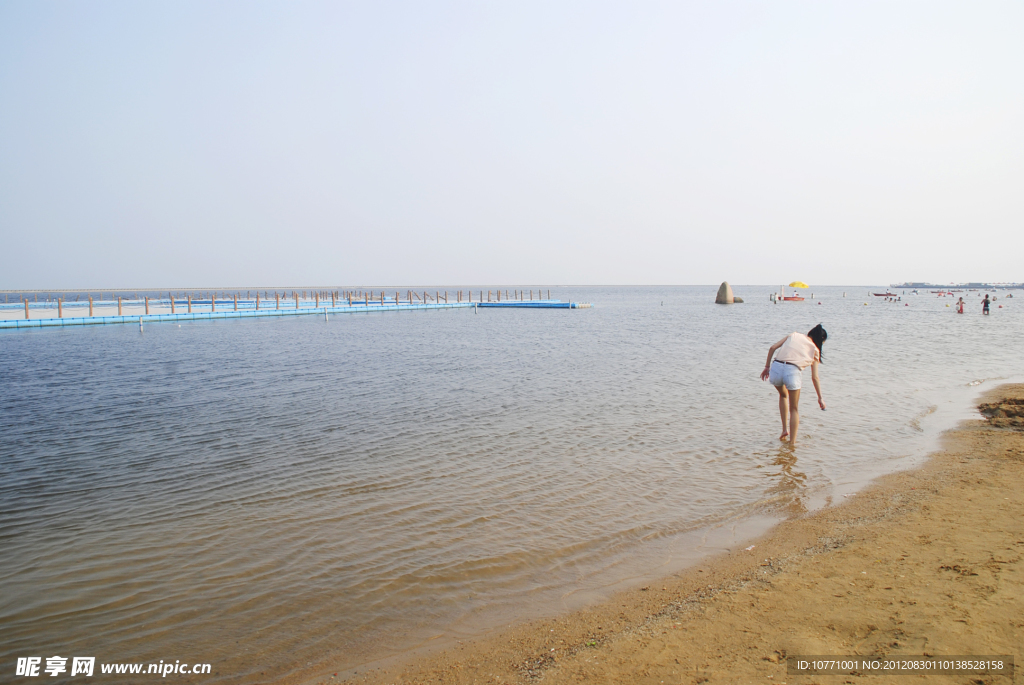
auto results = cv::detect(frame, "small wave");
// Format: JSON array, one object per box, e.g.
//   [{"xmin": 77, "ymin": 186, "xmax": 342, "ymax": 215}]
[{"xmin": 909, "ymin": 405, "xmax": 938, "ymax": 432}]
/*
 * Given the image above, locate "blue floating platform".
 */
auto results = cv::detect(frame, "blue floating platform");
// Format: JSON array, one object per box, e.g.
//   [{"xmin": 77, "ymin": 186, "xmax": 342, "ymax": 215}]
[{"xmin": 0, "ymin": 299, "xmax": 592, "ymax": 330}]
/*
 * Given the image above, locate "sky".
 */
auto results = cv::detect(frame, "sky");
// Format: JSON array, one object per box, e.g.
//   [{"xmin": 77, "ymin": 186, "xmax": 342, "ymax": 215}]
[{"xmin": 0, "ymin": 1, "xmax": 1021, "ymax": 288}]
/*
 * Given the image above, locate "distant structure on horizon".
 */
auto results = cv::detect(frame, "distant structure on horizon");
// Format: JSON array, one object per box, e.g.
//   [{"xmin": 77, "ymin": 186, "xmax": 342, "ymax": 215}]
[{"xmin": 892, "ymin": 282, "xmax": 1022, "ymax": 290}]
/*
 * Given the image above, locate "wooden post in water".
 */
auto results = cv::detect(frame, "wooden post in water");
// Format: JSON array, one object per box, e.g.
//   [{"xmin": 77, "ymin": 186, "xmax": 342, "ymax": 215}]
[
  {"xmin": 24, "ymin": 298, "xmax": 29, "ymax": 319},
  {"xmin": 89, "ymin": 295, "xmax": 94, "ymax": 316},
  {"xmin": 145, "ymin": 296, "xmax": 149, "ymax": 315},
  {"xmin": 276, "ymin": 292, "xmax": 280, "ymax": 310},
  {"xmin": 255, "ymin": 292, "xmax": 259, "ymax": 311},
  {"xmin": 295, "ymin": 292, "xmax": 299, "ymax": 309},
  {"xmin": 332, "ymin": 291, "xmax": 336, "ymax": 307},
  {"xmin": 58, "ymin": 298, "xmax": 63, "ymax": 318},
  {"xmin": 315, "ymin": 292, "xmax": 319, "ymax": 308},
  {"xmin": 364, "ymin": 292, "xmax": 368, "ymax": 306},
  {"xmin": 187, "ymin": 294, "xmax": 192, "ymax": 313},
  {"xmin": 548, "ymin": 289, "xmax": 550, "ymax": 299},
  {"xmin": 211, "ymin": 293, "xmax": 216, "ymax": 312},
  {"xmin": 169, "ymin": 294, "xmax": 174, "ymax": 314},
  {"xmin": 118, "ymin": 296, "xmax": 123, "ymax": 316},
  {"xmin": 234, "ymin": 293, "xmax": 238, "ymax": 311}
]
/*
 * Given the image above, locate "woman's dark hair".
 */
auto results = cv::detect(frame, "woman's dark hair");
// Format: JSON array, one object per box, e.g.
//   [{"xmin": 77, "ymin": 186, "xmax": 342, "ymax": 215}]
[{"xmin": 807, "ymin": 324, "xmax": 827, "ymax": 362}]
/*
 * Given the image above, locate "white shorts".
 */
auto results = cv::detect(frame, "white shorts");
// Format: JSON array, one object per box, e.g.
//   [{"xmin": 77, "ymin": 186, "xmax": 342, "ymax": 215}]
[{"xmin": 769, "ymin": 360, "xmax": 802, "ymax": 391}]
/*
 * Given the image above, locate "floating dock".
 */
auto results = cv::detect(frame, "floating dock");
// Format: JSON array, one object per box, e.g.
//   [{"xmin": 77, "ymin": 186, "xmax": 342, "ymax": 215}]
[{"xmin": 0, "ymin": 289, "xmax": 591, "ymax": 330}]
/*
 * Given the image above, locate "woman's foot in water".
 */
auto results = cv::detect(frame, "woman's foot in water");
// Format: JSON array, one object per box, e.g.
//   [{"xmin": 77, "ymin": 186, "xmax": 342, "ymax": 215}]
[{"xmin": 779, "ymin": 431, "xmax": 789, "ymax": 441}]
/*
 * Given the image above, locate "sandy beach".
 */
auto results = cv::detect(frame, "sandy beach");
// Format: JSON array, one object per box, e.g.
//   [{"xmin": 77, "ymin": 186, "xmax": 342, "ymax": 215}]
[{"xmin": 332, "ymin": 384, "xmax": 1024, "ymax": 685}]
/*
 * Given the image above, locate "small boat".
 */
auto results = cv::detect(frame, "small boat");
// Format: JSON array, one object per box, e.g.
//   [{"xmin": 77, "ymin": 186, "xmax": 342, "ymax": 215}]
[
  {"xmin": 776, "ymin": 286, "xmax": 805, "ymax": 302},
  {"xmin": 873, "ymin": 292, "xmax": 898, "ymax": 297}
]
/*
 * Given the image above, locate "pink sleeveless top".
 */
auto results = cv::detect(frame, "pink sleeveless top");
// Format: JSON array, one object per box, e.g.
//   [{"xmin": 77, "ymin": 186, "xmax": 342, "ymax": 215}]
[{"xmin": 774, "ymin": 332, "xmax": 819, "ymax": 370}]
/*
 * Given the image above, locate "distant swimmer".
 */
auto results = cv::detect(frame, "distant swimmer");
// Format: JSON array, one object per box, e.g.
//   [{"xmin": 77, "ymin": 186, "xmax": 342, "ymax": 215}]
[
  {"xmin": 982, "ymin": 294, "xmax": 991, "ymax": 315},
  {"xmin": 957, "ymin": 297, "xmax": 965, "ymax": 314},
  {"xmin": 760, "ymin": 324, "xmax": 827, "ymax": 444}
]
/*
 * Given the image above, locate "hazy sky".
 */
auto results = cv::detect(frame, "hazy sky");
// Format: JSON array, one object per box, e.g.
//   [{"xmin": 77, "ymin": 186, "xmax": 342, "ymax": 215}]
[{"xmin": 1, "ymin": 2, "xmax": 1021, "ymax": 288}]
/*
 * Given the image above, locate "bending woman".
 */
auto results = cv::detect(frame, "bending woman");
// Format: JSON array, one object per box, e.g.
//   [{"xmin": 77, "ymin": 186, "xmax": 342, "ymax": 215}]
[{"xmin": 759, "ymin": 324, "xmax": 827, "ymax": 444}]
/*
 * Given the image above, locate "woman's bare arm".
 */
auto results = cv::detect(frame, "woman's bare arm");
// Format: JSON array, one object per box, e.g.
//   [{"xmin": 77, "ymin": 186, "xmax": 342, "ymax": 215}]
[
  {"xmin": 760, "ymin": 337, "xmax": 788, "ymax": 381},
  {"xmin": 811, "ymin": 360, "xmax": 825, "ymax": 409}
]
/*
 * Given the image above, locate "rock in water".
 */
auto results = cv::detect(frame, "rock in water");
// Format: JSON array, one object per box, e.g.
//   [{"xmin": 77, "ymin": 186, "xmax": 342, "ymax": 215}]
[
  {"xmin": 733, "ymin": 297, "xmax": 744, "ymax": 303},
  {"xmin": 715, "ymin": 281, "xmax": 734, "ymax": 304}
]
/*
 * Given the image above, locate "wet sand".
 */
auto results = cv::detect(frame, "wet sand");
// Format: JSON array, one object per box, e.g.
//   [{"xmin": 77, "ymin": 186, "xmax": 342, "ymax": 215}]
[{"xmin": 329, "ymin": 384, "xmax": 1024, "ymax": 684}]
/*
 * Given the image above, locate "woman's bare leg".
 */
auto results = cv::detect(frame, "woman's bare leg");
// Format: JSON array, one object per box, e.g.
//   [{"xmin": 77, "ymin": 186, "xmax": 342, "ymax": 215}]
[
  {"xmin": 776, "ymin": 386, "xmax": 789, "ymax": 440},
  {"xmin": 788, "ymin": 389, "xmax": 801, "ymax": 444}
]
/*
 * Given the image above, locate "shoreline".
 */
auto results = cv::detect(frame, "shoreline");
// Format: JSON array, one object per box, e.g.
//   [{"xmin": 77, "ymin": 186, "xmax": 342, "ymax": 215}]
[{"xmin": 323, "ymin": 384, "xmax": 1024, "ymax": 684}]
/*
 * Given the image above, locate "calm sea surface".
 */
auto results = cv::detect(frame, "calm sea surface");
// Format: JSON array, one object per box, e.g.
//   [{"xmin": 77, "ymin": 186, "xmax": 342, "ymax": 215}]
[{"xmin": 2, "ymin": 285, "xmax": 1022, "ymax": 681}]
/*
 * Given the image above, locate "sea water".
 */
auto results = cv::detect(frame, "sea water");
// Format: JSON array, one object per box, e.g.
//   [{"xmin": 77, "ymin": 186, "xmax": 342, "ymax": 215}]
[{"xmin": 2, "ymin": 285, "xmax": 1021, "ymax": 681}]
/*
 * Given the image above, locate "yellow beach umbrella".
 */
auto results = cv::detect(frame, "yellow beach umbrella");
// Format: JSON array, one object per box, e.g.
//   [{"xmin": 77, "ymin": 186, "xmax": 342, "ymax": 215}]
[{"xmin": 788, "ymin": 281, "xmax": 809, "ymax": 289}]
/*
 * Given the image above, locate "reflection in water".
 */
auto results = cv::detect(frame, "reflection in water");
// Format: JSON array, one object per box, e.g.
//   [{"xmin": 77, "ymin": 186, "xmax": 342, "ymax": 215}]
[{"xmin": 759, "ymin": 447, "xmax": 809, "ymax": 515}]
